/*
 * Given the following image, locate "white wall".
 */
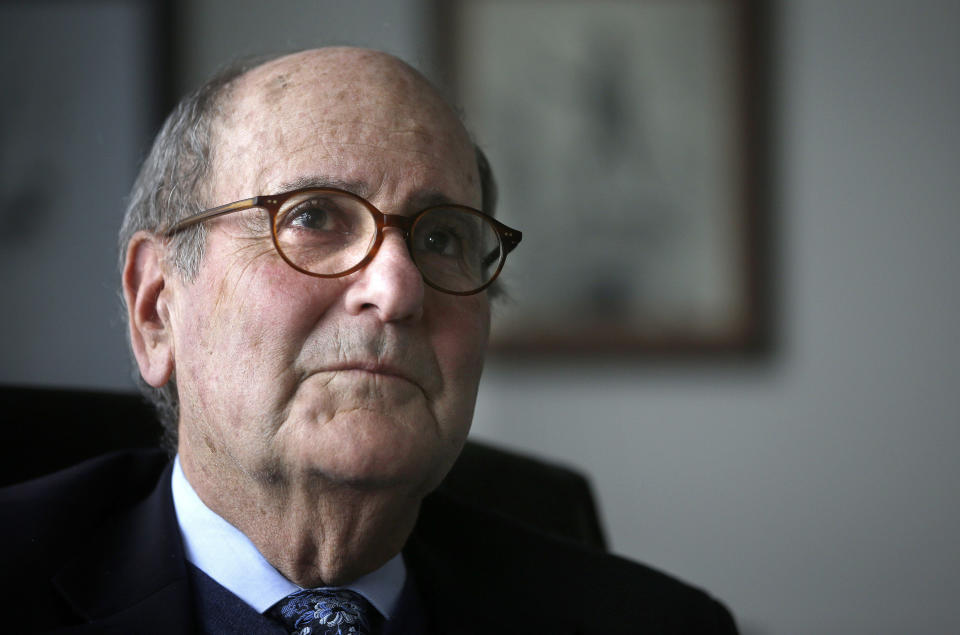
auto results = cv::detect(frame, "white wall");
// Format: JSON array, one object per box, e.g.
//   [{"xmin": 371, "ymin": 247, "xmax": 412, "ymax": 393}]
[
  {"xmin": 472, "ymin": 2, "xmax": 960, "ymax": 632},
  {"xmin": 3, "ymin": 1, "xmax": 957, "ymax": 632}
]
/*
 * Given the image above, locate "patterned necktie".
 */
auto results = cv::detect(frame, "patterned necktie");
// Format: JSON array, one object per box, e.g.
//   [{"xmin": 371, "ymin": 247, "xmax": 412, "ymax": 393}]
[{"xmin": 268, "ymin": 588, "xmax": 382, "ymax": 635}]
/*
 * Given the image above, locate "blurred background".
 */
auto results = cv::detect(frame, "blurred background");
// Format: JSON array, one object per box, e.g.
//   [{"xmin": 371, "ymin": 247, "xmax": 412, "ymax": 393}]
[{"xmin": 1, "ymin": 0, "xmax": 958, "ymax": 632}]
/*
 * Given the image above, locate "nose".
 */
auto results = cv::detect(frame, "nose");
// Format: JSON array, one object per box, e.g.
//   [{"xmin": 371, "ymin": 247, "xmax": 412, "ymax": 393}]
[{"xmin": 343, "ymin": 230, "xmax": 424, "ymax": 322}]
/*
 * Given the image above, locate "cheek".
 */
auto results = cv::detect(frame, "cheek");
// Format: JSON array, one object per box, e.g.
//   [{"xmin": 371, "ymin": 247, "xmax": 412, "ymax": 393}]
[
  {"xmin": 429, "ymin": 298, "xmax": 490, "ymax": 407},
  {"xmin": 173, "ymin": 256, "xmax": 344, "ymax": 402},
  {"xmin": 206, "ymin": 251, "xmax": 340, "ymax": 333}
]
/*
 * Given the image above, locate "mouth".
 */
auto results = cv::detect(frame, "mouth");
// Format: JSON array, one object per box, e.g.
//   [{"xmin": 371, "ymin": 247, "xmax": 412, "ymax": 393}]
[{"xmin": 319, "ymin": 363, "xmax": 418, "ymax": 386}]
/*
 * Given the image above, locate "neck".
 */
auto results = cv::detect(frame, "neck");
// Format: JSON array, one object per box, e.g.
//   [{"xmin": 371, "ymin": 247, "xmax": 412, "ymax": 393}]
[{"xmin": 178, "ymin": 438, "xmax": 421, "ymax": 587}]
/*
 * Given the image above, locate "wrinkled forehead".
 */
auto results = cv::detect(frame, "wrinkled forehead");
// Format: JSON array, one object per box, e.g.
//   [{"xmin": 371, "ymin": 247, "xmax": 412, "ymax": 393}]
[{"xmin": 207, "ymin": 49, "xmax": 479, "ymax": 205}]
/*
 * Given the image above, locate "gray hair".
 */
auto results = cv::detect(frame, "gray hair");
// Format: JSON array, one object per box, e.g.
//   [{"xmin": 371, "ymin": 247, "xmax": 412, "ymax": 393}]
[
  {"xmin": 118, "ymin": 56, "xmax": 273, "ymax": 453},
  {"xmin": 118, "ymin": 54, "xmax": 497, "ymax": 455}
]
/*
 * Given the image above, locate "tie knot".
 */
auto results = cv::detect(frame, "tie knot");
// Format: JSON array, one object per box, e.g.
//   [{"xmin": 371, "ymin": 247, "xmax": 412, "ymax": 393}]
[{"xmin": 268, "ymin": 588, "xmax": 381, "ymax": 635}]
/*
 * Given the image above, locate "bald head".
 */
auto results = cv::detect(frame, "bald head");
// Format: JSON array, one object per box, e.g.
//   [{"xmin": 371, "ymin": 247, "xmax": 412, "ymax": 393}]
[
  {"xmin": 205, "ymin": 48, "xmax": 480, "ymax": 210},
  {"xmin": 245, "ymin": 48, "xmax": 449, "ymax": 118}
]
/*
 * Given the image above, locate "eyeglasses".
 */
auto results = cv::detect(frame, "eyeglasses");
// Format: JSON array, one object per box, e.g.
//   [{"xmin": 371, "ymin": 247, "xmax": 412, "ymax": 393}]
[{"xmin": 163, "ymin": 187, "xmax": 522, "ymax": 296}]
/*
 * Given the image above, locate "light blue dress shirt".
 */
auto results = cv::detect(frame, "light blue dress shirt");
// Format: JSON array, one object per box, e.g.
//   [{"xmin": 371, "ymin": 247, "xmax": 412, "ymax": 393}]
[{"xmin": 171, "ymin": 456, "xmax": 405, "ymax": 619}]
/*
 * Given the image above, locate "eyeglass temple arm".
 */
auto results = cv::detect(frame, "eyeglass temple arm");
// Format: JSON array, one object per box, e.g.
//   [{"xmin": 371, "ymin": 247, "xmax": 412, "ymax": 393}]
[{"xmin": 163, "ymin": 196, "xmax": 260, "ymax": 236}]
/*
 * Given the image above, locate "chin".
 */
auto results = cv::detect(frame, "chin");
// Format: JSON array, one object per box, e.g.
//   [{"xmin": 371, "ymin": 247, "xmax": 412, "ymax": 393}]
[{"xmin": 290, "ymin": 411, "xmax": 464, "ymax": 494}]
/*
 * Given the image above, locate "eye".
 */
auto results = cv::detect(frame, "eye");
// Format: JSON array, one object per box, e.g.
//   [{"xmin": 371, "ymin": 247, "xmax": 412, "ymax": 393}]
[
  {"xmin": 420, "ymin": 226, "xmax": 461, "ymax": 256},
  {"xmin": 285, "ymin": 197, "xmax": 349, "ymax": 233},
  {"xmin": 410, "ymin": 208, "xmax": 503, "ymax": 292},
  {"xmin": 273, "ymin": 192, "xmax": 378, "ymax": 274},
  {"xmin": 413, "ymin": 212, "xmax": 478, "ymax": 258}
]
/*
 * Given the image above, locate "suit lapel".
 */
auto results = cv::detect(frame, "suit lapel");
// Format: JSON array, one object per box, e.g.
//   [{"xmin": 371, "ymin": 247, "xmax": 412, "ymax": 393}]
[{"xmin": 51, "ymin": 463, "xmax": 196, "ymax": 633}]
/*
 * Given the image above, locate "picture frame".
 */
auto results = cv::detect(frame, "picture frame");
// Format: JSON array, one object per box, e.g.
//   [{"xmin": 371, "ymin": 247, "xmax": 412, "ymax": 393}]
[{"xmin": 436, "ymin": 0, "xmax": 768, "ymax": 355}]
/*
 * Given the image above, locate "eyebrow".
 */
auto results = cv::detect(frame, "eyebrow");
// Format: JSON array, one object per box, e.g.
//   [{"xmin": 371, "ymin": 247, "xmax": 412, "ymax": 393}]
[
  {"xmin": 275, "ymin": 175, "xmax": 370, "ymax": 197},
  {"xmin": 272, "ymin": 175, "xmax": 467, "ymax": 211}
]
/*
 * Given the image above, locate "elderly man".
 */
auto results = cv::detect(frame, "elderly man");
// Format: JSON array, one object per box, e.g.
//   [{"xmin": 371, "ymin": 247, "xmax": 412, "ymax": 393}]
[{"xmin": 3, "ymin": 48, "xmax": 736, "ymax": 633}]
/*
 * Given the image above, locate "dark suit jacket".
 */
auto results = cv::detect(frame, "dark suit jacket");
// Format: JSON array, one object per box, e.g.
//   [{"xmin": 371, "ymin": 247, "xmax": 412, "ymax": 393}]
[{"xmin": 1, "ymin": 450, "xmax": 737, "ymax": 634}]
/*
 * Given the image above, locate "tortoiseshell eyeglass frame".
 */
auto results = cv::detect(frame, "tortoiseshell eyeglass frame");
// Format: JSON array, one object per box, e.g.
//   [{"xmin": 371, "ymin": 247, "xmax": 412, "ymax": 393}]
[{"xmin": 162, "ymin": 186, "xmax": 522, "ymax": 296}]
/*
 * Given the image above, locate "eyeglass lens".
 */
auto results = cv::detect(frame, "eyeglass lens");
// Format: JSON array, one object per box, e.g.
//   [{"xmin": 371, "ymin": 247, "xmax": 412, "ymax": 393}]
[{"xmin": 273, "ymin": 191, "xmax": 502, "ymax": 293}]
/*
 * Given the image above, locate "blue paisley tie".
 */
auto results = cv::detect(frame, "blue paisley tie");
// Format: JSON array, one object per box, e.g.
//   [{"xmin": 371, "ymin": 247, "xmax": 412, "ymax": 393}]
[{"xmin": 268, "ymin": 588, "xmax": 382, "ymax": 635}]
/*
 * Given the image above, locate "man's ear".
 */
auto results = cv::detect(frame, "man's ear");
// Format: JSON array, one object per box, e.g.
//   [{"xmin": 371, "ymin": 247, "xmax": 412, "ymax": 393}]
[{"xmin": 122, "ymin": 231, "xmax": 175, "ymax": 388}]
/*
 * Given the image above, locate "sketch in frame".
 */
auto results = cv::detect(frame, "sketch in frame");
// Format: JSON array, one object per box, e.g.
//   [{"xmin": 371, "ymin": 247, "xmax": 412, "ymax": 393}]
[{"xmin": 441, "ymin": 0, "xmax": 762, "ymax": 354}]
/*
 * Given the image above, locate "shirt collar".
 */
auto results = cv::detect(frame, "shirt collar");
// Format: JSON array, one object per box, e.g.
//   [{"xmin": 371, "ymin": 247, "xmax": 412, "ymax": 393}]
[{"xmin": 171, "ymin": 455, "xmax": 405, "ymax": 618}]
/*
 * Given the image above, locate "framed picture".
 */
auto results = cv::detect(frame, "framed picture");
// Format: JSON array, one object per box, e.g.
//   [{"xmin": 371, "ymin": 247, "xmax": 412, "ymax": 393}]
[{"xmin": 436, "ymin": 0, "xmax": 767, "ymax": 355}]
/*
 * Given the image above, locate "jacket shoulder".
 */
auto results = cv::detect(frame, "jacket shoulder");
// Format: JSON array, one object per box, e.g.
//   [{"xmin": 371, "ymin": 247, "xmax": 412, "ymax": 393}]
[
  {"xmin": 1, "ymin": 449, "xmax": 169, "ymax": 586},
  {"xmin": 410, "ymin": 490, "xmax": 738, "ymax": 633}
]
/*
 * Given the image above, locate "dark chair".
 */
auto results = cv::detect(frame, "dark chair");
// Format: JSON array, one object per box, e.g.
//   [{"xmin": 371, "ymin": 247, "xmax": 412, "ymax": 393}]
[{"xmin": 0, "ymin": 385, "xmax": 606, "ymax": 550}]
